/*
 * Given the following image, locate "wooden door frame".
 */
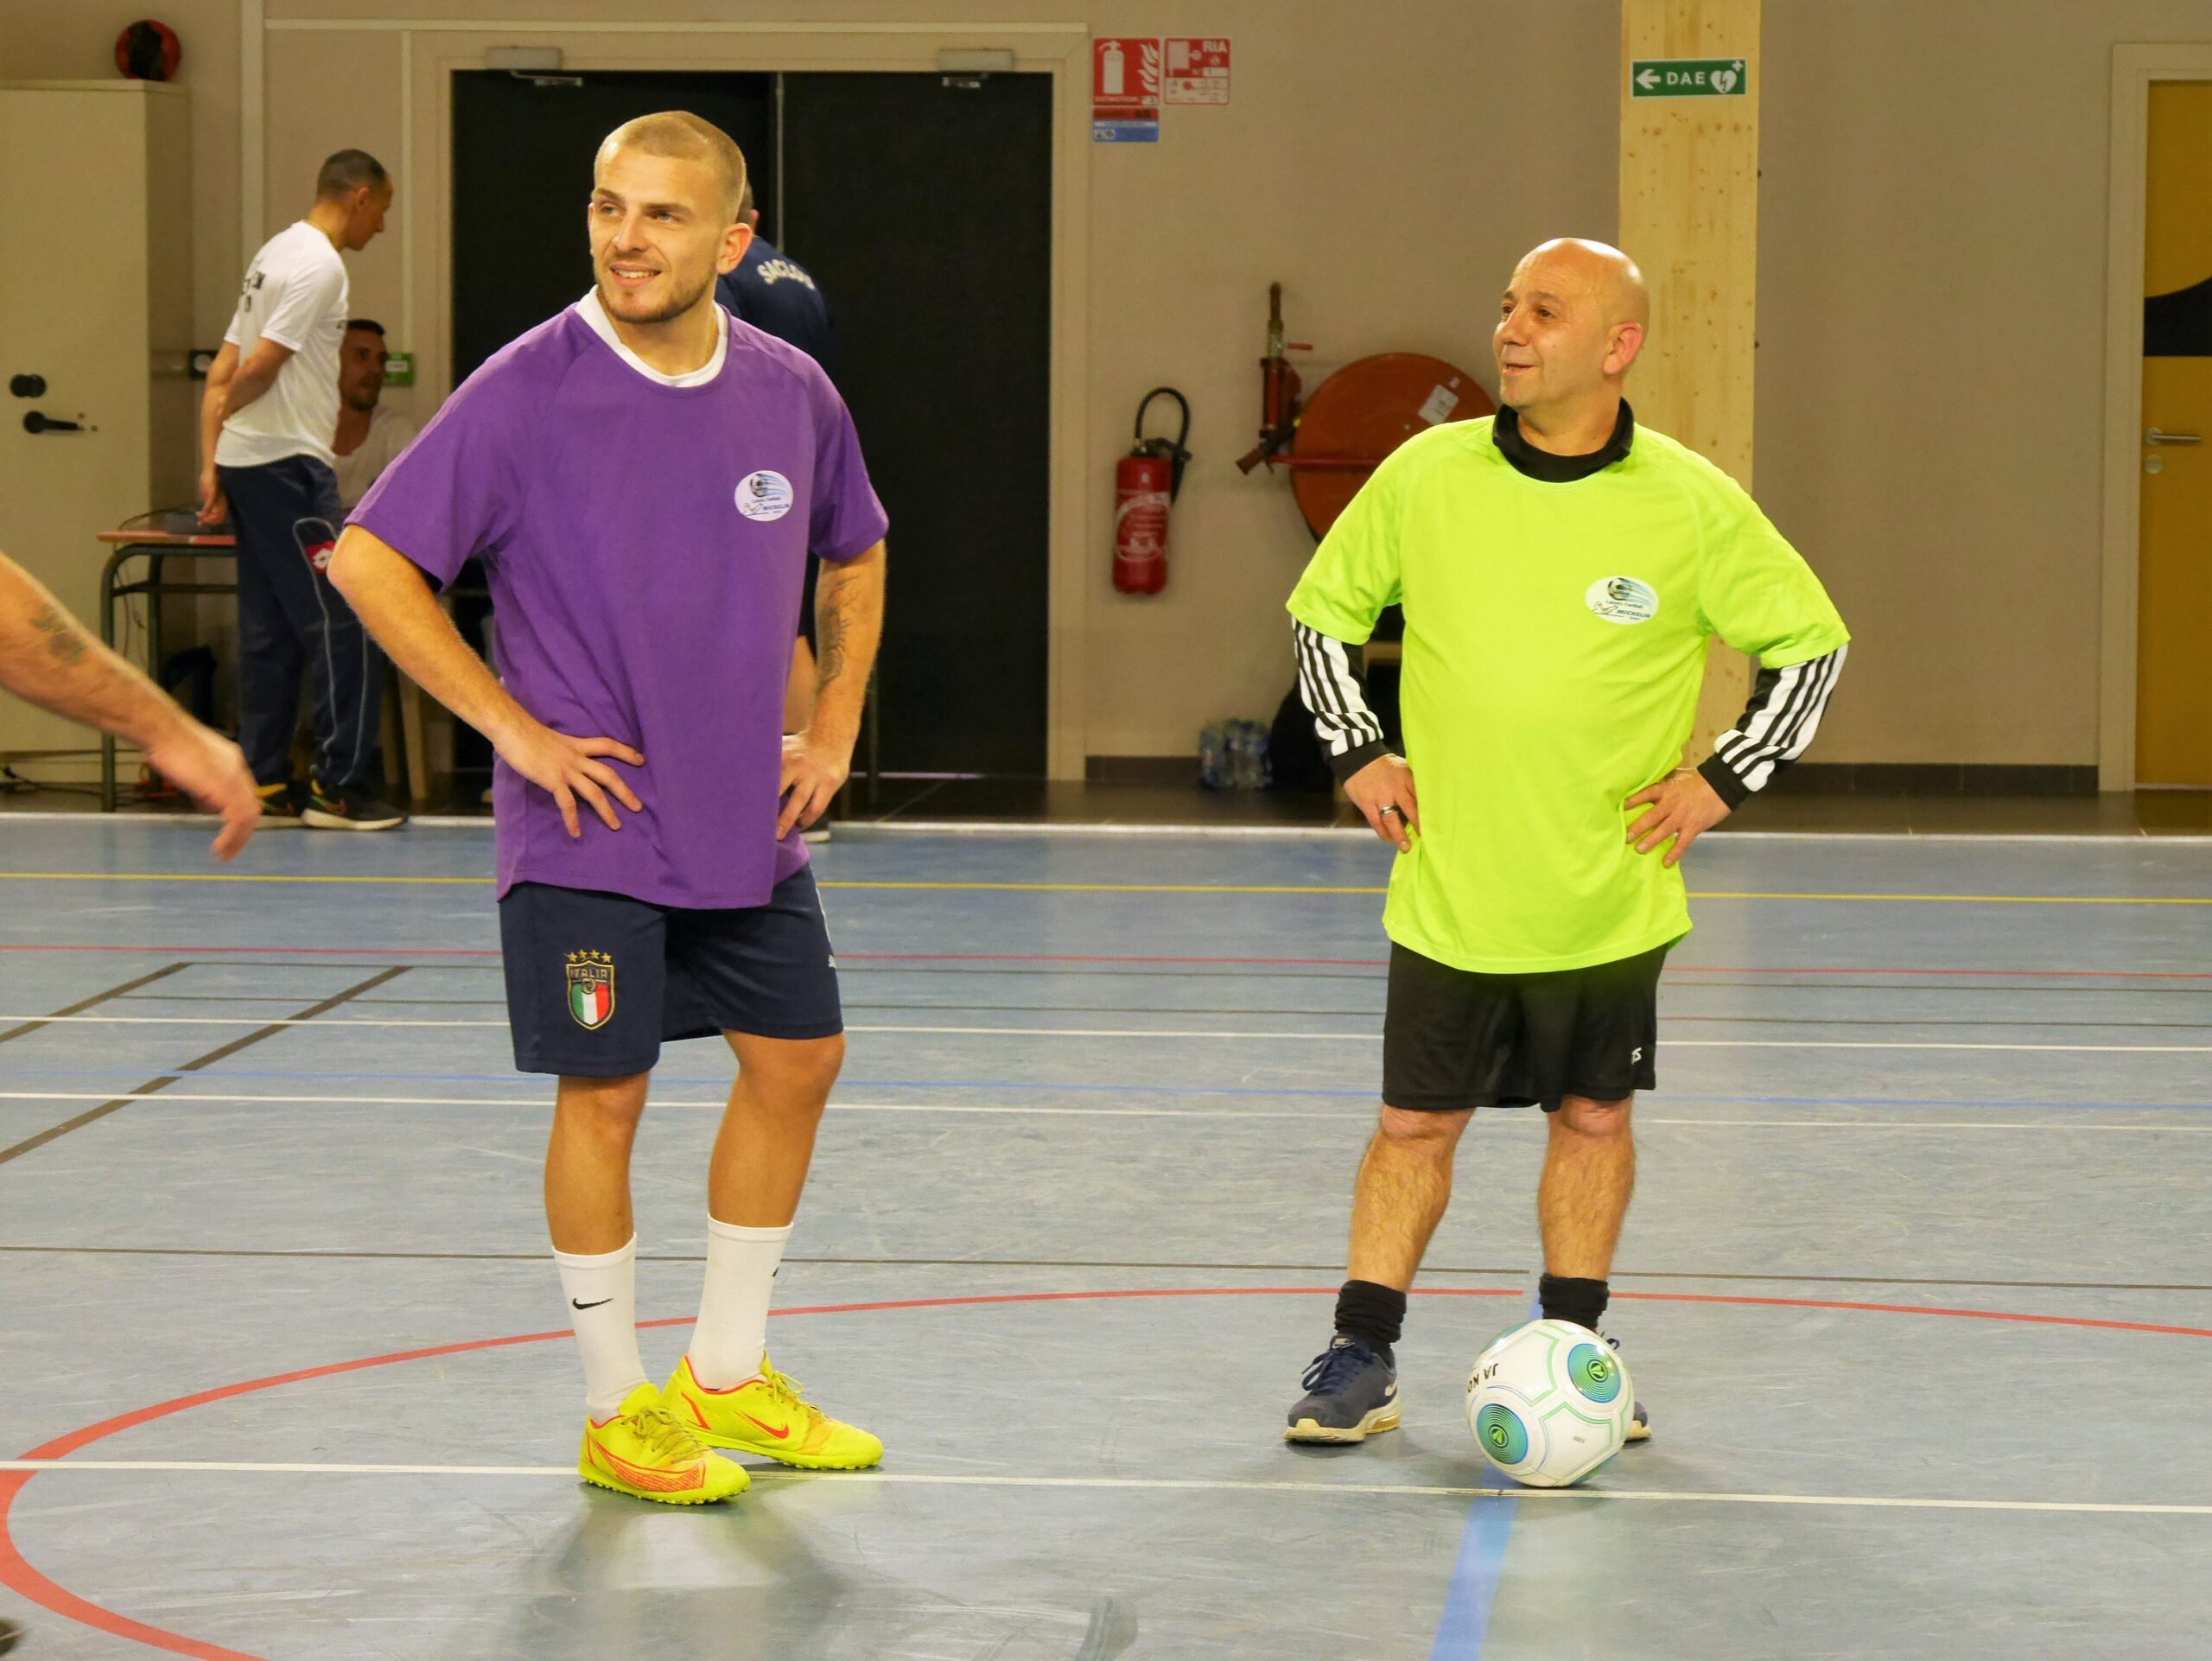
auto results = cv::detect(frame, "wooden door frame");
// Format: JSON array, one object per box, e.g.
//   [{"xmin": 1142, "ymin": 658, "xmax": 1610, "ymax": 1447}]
[
  {"xmin": 262, "ymin": 16, "xmax": 1091, "ymax": 778},
  {"xmin": 2099, "ymin": 45, "xmax": 2212, "ymax": 791}
]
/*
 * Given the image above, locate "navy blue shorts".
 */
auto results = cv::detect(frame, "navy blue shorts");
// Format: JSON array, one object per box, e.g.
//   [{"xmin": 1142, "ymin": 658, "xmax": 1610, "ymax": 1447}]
[{"xmin": 498, "ymin": 868, "xmax": 842, "ymax": 1077}]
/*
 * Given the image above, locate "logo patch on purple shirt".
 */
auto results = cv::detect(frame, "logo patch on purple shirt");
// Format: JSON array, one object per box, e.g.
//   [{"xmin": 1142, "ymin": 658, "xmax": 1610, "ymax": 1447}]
[{"xmin": 736, "ymin": 470, "xmax": 794, "ymax": 522}]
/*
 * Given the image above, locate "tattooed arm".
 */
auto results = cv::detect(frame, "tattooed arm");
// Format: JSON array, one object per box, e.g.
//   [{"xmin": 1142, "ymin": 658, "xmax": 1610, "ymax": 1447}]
[
  {"xmin": 0, "ymin": 553, "xmax": 261, "ymax": 859},
  {"xmin": 778, "ymin": 539, "xmax": 886, "ymax": 837}
]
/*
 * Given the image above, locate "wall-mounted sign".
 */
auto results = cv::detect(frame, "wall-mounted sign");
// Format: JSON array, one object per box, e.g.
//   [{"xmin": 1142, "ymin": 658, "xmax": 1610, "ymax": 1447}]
[
  {"xmin": 1630, "ymin": 58, "xmax": 1748, "ymax": 98},
  {"xmin": 1164, "ymin": 37, "xmax": 1230, "ymax": 105},
  {"xmin": 1093, "ymin": 37, "xmax": 1160, "ymax": 142}
]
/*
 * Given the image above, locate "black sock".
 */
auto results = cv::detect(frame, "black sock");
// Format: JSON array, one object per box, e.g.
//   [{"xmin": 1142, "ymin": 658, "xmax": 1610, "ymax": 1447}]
[
  {"xmin": 1332, "ymin": 1279, "xmax": 1406, "ymax": 1359},
  {"xmin": 1538, "ymin": 1273, "xmax": 1609, "ymax": 1332}
]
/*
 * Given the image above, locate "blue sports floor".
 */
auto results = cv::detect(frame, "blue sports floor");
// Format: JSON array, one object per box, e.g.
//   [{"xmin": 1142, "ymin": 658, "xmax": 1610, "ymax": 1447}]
[{"xmin": 0, "ymin": 819, "xmax": 2208, "ymax": 1659}]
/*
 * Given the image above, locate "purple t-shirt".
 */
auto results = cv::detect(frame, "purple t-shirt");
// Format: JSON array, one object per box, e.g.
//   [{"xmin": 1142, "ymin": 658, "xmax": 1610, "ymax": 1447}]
[{"xmin": 352, "ymin": 300, "xmax": 887, "ymax": 908}]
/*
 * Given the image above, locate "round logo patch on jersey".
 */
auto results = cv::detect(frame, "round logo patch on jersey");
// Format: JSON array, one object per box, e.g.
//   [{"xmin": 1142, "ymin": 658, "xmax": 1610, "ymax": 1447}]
[
  {"xmin": 1586, "ymin": 575, "xmax": 1659, "ymax": 625},
  {"xmin": 735, "ymin": 470, "xmax": 794, "ymax": 522}
]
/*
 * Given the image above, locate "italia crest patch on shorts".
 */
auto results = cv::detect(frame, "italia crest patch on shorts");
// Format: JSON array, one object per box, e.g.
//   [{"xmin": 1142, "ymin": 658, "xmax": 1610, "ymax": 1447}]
[{"xmin": 565, "ymin": 950, "xmax": 614, "ymax": 1029}]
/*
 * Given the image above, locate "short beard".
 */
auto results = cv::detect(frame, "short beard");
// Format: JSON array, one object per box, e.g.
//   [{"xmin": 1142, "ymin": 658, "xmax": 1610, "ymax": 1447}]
[
  {"xmin": 341, "ymin": 391, "xmax": 378, "ymax": 414},
  {"xmin": 596, "ymin": 265, "xmax": 715, "ymax": 328}
]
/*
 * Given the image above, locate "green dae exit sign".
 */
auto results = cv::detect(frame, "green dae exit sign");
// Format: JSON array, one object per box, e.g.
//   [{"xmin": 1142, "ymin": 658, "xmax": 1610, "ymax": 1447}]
[{"xmin": 1630, "ymin": 59, "xmax": 1748, "ymax": 98}]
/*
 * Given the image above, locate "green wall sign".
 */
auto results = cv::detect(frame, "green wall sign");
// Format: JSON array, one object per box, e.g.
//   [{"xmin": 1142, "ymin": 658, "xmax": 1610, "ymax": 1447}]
[{"xmin": 1630, "ymin": 59, "xmax": 1748, "ymax": 99}]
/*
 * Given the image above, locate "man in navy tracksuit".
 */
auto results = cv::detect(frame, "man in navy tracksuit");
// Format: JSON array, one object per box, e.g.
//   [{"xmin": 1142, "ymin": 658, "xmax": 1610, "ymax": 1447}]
[{"xmin": 197, "ymin": 149, "xmax": 405, "ymax": 830}]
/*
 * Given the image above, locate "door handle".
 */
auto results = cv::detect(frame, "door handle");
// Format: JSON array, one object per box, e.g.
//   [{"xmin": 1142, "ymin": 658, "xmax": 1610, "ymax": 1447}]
[
  {"xmin": 2145, "ymin": 428, "xmax": 2202, "ymax": 445},
  {"xmin": 22, "ymin": 411, "xmax": 83, "ymax": 434}
]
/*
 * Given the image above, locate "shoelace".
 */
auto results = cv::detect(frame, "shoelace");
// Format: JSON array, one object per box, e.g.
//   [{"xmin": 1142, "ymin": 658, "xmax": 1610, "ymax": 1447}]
[
  {"xmin": 629, "ymin": 1402, "xmax": 708, "ymax": 1463},
  {"xmin": 757, "ymin": 1363, "xmax": 826, "ymax": 1431},
  {"xmin": 1300, "ymin": 1340, "xmax": 1378, "ymax": 1395}
]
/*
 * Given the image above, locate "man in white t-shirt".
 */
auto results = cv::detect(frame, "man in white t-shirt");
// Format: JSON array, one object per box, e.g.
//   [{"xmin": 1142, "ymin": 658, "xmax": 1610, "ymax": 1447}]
[
  {"xmin": 197, "ymin": 149, "xmax": 405, "ymax": 830},
  {"xmin": 332, "ymin": 319, "xmax": 418, "ymax": 512}
]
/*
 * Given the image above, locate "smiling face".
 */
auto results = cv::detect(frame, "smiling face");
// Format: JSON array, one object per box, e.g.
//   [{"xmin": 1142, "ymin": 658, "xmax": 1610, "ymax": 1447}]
[
  {"xmin": 1492, "ymin": 239, "xmax": 1647, "ymax": 422},
  {"xmin": 588, "ymin": 144, "xmax": 748, "ymax": 329}
]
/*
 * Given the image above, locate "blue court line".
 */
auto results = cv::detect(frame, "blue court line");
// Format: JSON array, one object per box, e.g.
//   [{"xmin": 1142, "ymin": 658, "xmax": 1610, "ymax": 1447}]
[
  {"xmin": 1431, "ymin": 1487, "xmax": 1517, "ymax": 1659},
  {"xmin": 1429, "ymin": 1296, "xmax": 1542, "ymax": 1658},
  {"xmin": 0, "ymin": 1065, "xmax": 2204, "ymax": 1113}
]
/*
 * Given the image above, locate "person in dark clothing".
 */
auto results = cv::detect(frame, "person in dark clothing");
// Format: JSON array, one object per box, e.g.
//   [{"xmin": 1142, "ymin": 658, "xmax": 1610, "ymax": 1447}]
[
  {"xmin": 713, "ymin": 182, "xmax": 831, "ymax": 370},
  {"xmin": 713, "ymin": 185, "xmax": 839, "ymax": 796}
]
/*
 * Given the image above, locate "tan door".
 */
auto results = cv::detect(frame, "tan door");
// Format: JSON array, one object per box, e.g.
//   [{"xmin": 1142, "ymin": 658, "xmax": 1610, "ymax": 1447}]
[
  {"xmin": 2139, "ymin": 82, "xmax": 2212, "ymax": 788},
  {"xmin": 0, "ymin": 83, "xmax": 188, "ymax": 764}
]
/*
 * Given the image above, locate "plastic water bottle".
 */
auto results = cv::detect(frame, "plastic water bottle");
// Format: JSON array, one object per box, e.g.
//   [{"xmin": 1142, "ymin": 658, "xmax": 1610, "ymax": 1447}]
[
  {"xmin": 1199, "ymin": 722, "xmax": 1230, "ymax": 790},
  {"xmin": 1242, "ymin": 719, "xmax": 1274, "ymax": 790}
]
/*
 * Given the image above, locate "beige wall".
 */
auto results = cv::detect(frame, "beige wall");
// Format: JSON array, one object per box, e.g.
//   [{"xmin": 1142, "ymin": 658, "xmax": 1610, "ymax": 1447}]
[
  {"xmin": 2, "ymin": 0, "xmax": 243, "ymax": 353},
  {"xmin": 12, "ymin": 0, "xmax": 2212, "ymax": 771},
  {"xmin": 1759, "ymin": 0, "xmax": 2212, "ymax": 766}
]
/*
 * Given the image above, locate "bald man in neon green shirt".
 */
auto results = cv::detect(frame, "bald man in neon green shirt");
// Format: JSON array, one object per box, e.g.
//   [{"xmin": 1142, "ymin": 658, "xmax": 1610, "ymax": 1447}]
[{"xmin": 1284, "ymin": 239, "xmax": 1848, "ymax": 1446}]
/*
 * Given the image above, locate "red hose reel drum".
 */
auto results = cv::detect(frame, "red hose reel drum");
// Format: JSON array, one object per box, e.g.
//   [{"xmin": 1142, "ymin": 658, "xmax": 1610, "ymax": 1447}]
[{"xmin": 1288, "ymin": 353, "xmax": 1492, "ymax": 539}]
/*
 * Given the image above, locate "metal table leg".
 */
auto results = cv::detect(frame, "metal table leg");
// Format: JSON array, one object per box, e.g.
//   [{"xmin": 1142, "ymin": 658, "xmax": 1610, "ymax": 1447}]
[{"xmin": 97, "ymin": 544, "xmax": 134, "ymax": 813}]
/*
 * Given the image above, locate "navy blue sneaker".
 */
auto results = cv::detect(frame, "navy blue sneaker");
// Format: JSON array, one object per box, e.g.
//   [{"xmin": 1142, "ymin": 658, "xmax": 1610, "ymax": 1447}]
[{"xmin": 1285, "ymin": 1334, "xmax": 1401, "ymax": 1443}]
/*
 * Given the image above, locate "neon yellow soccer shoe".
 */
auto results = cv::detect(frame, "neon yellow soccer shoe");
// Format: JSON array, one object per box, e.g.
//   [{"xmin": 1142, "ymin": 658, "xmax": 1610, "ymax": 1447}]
[
  {"xmin": 578, "ymin": 1382, "xmax": 751, "ymax": 1504},
  {"xmin": 664, "ymin": 1352, "xmax": 884, "ymax": 1470}
]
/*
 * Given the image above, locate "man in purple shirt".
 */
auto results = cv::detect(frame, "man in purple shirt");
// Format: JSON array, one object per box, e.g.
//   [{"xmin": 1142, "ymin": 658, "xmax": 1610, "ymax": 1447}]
[{"xmin": 331, "ymin": 111, "xmax": 888, "ymax": 1505}]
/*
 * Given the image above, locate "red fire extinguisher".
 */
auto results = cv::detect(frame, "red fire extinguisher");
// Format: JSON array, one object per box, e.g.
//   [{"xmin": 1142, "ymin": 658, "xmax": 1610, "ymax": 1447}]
[{"xmin": 1114, "ymin": 387, "xmax": 1192, "ymax": 595}]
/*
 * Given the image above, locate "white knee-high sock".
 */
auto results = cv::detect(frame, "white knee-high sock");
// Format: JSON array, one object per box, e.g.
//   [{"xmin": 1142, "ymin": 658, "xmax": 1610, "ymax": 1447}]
[
  {"xmin": 554, "ymin": 1235, "xmax": 650, "ymax": 1421},
  {"xmin": 686, "ymin": 1217, "xmax": 791, "ymax": 1389}
]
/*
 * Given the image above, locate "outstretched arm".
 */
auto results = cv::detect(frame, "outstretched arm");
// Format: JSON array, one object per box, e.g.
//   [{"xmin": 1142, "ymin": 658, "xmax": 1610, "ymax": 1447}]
[{"xmin": 0, "ymin": 553, "xmax": 258, "ymax": 859}]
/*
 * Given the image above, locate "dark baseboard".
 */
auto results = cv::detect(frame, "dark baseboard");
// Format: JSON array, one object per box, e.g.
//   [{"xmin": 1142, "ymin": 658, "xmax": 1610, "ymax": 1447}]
[
  {"xmin": 1765, "ymin": 764, "xmax": 2100, "ymax": 798},
  {"xmin": 1087, "ymin": 756, "xmax": 2101, "ymax": 797},
  {"xmin": 1085, "ymin": 754, "xmax": 1198, "ymax": 784}
]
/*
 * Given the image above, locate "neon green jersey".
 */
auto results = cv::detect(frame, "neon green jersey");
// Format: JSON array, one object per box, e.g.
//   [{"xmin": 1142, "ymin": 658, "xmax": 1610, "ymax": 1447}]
[{"xmin": 1287, "ymin": 416, "xmax": 1849, "ymax": 973}]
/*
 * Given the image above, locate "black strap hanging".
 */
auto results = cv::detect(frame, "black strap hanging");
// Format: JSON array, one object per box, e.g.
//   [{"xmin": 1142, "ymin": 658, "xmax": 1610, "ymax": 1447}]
[{"xmin": 1132, "ymin": 387, "xmax": 1193, "ymax": 502}]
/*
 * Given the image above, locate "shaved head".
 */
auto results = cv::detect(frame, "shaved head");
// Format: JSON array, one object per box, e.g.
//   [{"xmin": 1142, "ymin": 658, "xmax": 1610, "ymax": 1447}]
[
  {"xmin": 595, "ymin": 111, "xmax": 747, "ymax": 224},
  {"xmin": 1493, "ymin": 237, "xmax": 1649, "ymax": 449},
  {"xmin": 1514, "ymin": 238, "xmax": 1649, "ymax": 331}
]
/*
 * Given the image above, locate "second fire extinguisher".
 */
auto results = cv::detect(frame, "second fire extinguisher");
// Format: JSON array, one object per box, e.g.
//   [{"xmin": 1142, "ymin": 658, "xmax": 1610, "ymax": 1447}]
[{"xmin": 1114, "ymin": 387, "xmax": 1192, "ymax": 595}]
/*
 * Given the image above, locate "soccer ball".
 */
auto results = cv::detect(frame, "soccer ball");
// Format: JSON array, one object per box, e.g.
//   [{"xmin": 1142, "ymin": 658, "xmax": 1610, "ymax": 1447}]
[{"xmin": 1465, "ymin": 1318, "xmax": 1633, "ymax": 1487}]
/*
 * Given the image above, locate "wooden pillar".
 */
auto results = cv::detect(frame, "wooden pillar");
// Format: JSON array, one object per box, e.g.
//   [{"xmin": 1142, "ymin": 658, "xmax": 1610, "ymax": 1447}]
[{"xmin": 1619, "ymin": 0, "xmax": 1761, "ymax": 762}]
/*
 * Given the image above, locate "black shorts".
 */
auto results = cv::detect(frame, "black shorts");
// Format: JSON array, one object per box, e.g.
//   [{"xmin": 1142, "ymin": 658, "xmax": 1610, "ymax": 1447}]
[
  {"xmin": 498, "ymin": 867, "xmax": 842, "ymax": 1077},
  {"xmin": 1381, "ymin": 939, "xmax": 1676, "ymax": 1113}
]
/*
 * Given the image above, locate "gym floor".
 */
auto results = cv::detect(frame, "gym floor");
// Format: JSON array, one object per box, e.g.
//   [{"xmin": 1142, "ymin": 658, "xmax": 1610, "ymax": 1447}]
[{"xmin": 0, "ymin": 818, "xmax": 2207, "ymax": 1659}]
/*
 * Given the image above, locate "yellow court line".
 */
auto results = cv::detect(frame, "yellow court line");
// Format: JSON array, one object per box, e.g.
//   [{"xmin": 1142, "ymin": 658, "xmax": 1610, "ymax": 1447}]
[{"xmin": 0, "ymin": 871, "xmax": 2203, "ymax": 904}]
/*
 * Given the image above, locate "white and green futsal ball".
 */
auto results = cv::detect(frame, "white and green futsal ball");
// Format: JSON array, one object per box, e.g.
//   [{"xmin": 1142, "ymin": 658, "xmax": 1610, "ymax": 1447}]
[{"xmin": 1465, "ymin": 1318, "xmax": 1633, "ymax": 1487}]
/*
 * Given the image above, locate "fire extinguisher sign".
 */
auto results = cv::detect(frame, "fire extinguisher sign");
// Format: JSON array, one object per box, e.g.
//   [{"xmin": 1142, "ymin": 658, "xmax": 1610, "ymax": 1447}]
[{"xmin": 1092, "ymin": 37, "xmax": 1160, "ymax": 143}]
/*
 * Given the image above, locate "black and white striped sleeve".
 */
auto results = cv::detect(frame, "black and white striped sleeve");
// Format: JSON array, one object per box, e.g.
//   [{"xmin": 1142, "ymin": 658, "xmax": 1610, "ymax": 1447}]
[
  {"xmin": 1293, "ymin": 620, "xmax": 1391, "ymax": 783},
  {"xmin": 1698, "ymin": 645, "xmax": 1847, "ymax": 808}
]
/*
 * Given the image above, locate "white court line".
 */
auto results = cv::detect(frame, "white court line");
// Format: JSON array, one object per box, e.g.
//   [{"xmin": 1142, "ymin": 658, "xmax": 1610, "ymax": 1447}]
[
  {"xmin": 0, "ymin": 1091, "xmax": 2202, "ymax": 1131},
  {"xmin": 5, "ymin": 1013, "xmax": 2209, "ymax": 1053},
  {"xmin": 3, "ymin": 1460, "xmax": 2208, "ymax": 1517}
]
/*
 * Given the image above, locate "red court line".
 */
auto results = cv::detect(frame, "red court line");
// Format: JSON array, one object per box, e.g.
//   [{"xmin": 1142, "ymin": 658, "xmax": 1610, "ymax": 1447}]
[
  {"xmin": 5, "ymin": 1284, "xmax": 2211, "ymax": 1658},
  {"xmin": 1, "ymin": 943, "xmax": 2208, "ymax": 978}
]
